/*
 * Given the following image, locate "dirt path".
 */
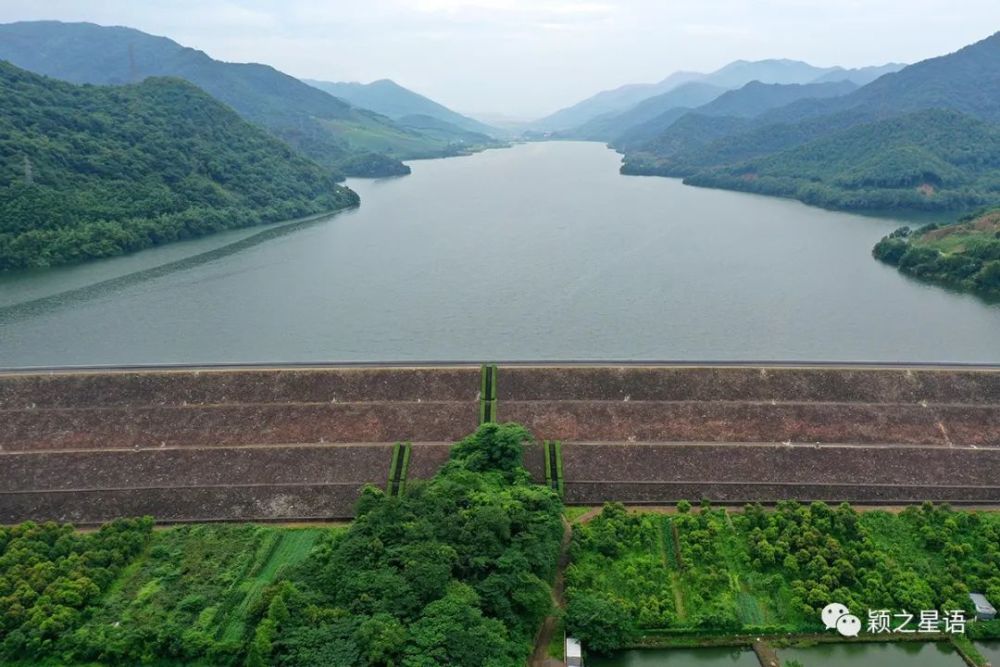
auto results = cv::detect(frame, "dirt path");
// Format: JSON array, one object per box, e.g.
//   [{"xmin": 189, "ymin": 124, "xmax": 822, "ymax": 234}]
[
  {"xmin": 530, "ymin": 517, "xmax": 572, "ymax": 667},
  {"xmin": 572, "ymin": 507, "xmax": 604, "ymax": 524},
  {"xmin": 752, "ymin": 639, "xmax": 780, "ymax": 667}
]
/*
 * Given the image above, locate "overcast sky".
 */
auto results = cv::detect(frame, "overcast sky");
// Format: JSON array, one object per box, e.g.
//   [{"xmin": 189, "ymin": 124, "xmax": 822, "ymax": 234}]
[{"xmin": 1, "ymin": 0, "xmax": 998, "ymax": 118}]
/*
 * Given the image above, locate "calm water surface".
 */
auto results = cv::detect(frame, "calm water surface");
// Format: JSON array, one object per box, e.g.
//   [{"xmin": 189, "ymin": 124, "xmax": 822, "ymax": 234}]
[
  {"xmin": 589, "ymin": 646, "xmax": 758, "ymax": 666},
  {"xmin": 977, "ymin": 640, "xmax": 1000, "ymax": 664},
  {"xmin": 2, "ymin": 142, "xmax": 998, "ymax": 367},
  {"xmin": 779, "ymin": 642, "xmax": 965, "ymax": 666}
]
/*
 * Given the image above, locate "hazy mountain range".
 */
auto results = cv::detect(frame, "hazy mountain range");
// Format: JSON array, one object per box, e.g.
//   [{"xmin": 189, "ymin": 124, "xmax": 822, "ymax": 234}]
[
  {"xmin": 304, "ymin": 78, "xmax": 502, "ymax": 138},
  {"xmin": 620, "ymin": 31, "xmax": 1000, "ymax": 213},
  {"xmin": 0, "ymin": 21, "xmax": 503, "ymax": 178},
  {"xmin": 529, "ymin": 59, "xmax": 906, "ymax": 133}
]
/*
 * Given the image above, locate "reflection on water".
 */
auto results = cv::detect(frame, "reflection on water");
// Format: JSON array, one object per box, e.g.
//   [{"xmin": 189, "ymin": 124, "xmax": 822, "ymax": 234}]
[
  {"xmin": 779, "ymin": 641, "xmax": 965, "ymax": 666},
  {"xmin": 588, "ymin": 646, "xmax": 758, "ymax": 666},
  {"xmin": 589, "ymin": 642, "xmax": 969, "ymax": 666},
  {"xmin": 0, "ymin": 213, "xmax": 339, "ymax": 321},
  {"xmin": 976, "ymin": 641, "xmax": 1000, "ymax": 665},
  {"xmin": 2, "ymin": 142, "xmax": 999, "ymax": 367}
]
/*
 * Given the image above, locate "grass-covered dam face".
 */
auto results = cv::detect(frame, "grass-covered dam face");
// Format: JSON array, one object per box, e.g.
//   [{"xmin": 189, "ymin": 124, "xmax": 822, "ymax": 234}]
[{"xmin": 1, "ymin": 364, "xmax": 999, "ymax": 523}]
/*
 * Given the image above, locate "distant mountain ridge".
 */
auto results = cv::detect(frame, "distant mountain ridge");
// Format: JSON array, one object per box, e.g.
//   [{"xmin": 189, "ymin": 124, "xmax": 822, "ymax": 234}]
[
  {"xmin": 562, "ymin": 82, "xmax": 727, "ymax": 141},
  {"xmin": 584, "ymin": 79, "xmax": 858, "ymax": 148},
  {"xmin": 620, "ymin": 31, "xmax": 1000, "ymax": 213},
  {"xmin": 529, "ymin": 70, "xmax": 704, "ymax": 132},
  {"xmin": 529, "ymin": 58, "xmax": 884, "ymax": 133},
  {"xmin": 812, "ymin": 62, "xmax": 906, "ymax": 85},
  {"xmin": 613, "ymin": 80, "xmax": 858, "ymax": 151},
  {"xmin": 305, "ymin": 78, "xmax": 502, "ymax": 138},
  {"xmin": 0, "ymin": 21, "xmax": 498, "ymax": 177}
]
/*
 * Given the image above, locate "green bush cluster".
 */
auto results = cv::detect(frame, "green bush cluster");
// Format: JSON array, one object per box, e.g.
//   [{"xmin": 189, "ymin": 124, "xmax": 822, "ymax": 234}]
[
  {"xmin": 267, "ymin": 422, "xmax": 564, "ymax": 667},
  {"xmin": 0, "ymin": 518, "xmax": 152, "ymax": 661}
]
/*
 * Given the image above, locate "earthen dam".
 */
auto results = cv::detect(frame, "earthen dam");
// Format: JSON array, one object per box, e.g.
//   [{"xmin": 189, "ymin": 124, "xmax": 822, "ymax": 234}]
[{"xmin": 2, "ymin": 363, "xmax": 999, "ymax": 524}]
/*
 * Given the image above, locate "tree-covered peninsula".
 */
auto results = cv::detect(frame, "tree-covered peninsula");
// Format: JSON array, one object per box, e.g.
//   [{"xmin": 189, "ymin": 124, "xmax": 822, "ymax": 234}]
[
  {"xmin": 0, "ymin": 62, "xmax": 359, "ymax": 271},
  {"xmin": 873, "ymin": 208, "xmax": 1000, "ymax": 298}
]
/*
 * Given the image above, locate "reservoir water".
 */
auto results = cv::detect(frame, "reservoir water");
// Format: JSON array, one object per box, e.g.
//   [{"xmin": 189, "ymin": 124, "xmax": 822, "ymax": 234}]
[
  {"xmin": 588, "ymin": 647, "xmax": 758, "ymax": 666},
  {"xmin": 590, "ymin": 642, "xmax": 967, "ymax": 667},
  {"xmin": 1, "ymin": 141, "xmax": 998, "ymax": 367}
]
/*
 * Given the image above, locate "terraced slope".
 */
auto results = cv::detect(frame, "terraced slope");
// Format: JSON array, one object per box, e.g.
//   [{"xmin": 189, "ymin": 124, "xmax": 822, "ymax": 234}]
[
  {"xmin": 1, "ymin": 364, "xmax": 998, "ymax": 523},
  {"xmin": 498, "ymin": 365, "xmax": 1000, "ymax": 504},
  {"xmin": 0, "ymin": 366, "xmax": 481, "ymax": 522}
]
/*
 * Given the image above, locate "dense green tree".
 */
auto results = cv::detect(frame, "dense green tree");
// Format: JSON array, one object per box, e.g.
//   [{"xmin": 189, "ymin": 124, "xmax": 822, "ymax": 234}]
[
  {"xmin": 564, "ymin": 591, "xmax": 632, "ymax": 655},
  {"xmin": 272, "ymin": 422, "xmax": 563, "ymax": 666}
]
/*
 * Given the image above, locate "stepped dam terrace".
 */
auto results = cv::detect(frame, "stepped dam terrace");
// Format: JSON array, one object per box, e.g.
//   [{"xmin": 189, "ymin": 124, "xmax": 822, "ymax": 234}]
[{"xmin": 2, "ymin": 362, "xmax": 998, "ymax": 524}]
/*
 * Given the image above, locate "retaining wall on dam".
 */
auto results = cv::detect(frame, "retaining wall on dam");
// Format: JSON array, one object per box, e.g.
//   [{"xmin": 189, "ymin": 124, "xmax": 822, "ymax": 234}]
[{"xmin": 1, "ymin": 364, "xmax": 998, "ymax": 523}]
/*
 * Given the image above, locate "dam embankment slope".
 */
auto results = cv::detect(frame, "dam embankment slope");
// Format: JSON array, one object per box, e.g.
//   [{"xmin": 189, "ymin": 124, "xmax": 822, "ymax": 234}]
[{"xmin": 1, "ymin": 363, "xmax": 998, "ymax": 522}]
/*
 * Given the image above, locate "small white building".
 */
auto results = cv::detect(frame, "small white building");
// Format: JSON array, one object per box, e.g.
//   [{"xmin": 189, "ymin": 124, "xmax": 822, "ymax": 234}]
[
  {"xmin": 970, "ymin": 593, "xmax": 997, "ymax": 621},
  {"xmin": 566, "ymin": 637, "xmax": 583, "ymax": 667}
]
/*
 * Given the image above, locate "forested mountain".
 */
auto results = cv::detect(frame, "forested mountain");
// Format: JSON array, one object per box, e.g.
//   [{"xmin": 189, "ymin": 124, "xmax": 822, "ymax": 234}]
[
  {"xmin": 0, "ymin": 21, "xmax": 486, "ymax": 177},
  {"xmin": 528, "ymin": 59, "xmax": 845, "ymax": 133},
  {"xmin": 613, "ymin": 80, "xmax": 856, "ymax": 150},
  {"xmin": 0, "ymin": 62, "xmax": 358, "ymax": 270},
  {"xmin": 620, "ymin": 32, "xmax": 1000, "ymax": 213},
  {"xmin": 692, "ymin": 80, "xmax": 857, "ymax": 119},
  {"xmin": 305, "ymin": 78, "xmax": 502, "ymax": 137},
  {"xmin": 686, "ymin": 110, "xmax": 1000, "ymax": 211},
  {"xmin": 562, "ymin": 82, "xmax": 726, "ymax": 141}
]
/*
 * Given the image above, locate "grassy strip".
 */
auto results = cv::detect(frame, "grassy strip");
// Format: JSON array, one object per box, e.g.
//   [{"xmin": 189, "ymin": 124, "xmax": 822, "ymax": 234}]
[
  {"xmin": 398, "ymin": 442, "xmax": 412, "ymax": 494},
  {"xmin": 214, "ymin": 530, "xmax": 278, "ymax": 640},
  {"xmin": 547, "ymin": 617, "xmax": 566, "ymax": 659},
  {"xmin": 544, "ymin": 440, "xmax": 553, "ymax": 489},
  {"xmin": 386, "ymin": 442, "xmax": 401, "ymax": 494},
  {"xmin": 563, "ymin": 506, "xmax": 597, "ymax": 522},
  {"xmin": 554, "ymin": 440, "xmax": 564, "ymax": 496},
  {"xmin": 953, "ymin": 635, "xmax": 989, "ymax": 667}
]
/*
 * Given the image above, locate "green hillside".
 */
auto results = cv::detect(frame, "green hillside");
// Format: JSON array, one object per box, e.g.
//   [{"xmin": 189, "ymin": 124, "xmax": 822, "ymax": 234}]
[
  {"xmin": 620, "ymin": 31, "xmax": 1000, "ymax": 215},
  {"xmin": 873, "ymin": 208, "xmax": 1000, "ymax": 297},
  {"xmin": 680, "ymin": 110, "xmax": 1000, "ymax": 212},
  {"xmin": 0, "ymin": 62, "xmax": 357, "ymax": 271},
  {"xmin": 614, "ymin": 80, "xmax": 855, "ymax": 151},
  {"xmin": 0, "ymin": 21, "xmax": 435, "ymax": 177},
  {"xmin": 694, "ymin": 80, "xmax": 857, "ymax": 119}
]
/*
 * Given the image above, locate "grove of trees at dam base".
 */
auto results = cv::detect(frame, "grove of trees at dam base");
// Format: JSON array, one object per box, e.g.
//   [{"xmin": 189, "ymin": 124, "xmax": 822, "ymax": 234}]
[{"xmin": 2, "ymin": 423, "xmax": 1000, "ymax": 666}]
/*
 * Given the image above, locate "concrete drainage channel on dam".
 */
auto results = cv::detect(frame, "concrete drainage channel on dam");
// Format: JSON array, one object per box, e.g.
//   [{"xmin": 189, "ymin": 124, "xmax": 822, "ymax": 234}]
[{"xmin": 1, "ymin": 362, "xmax": 999, "ymax": 524}]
